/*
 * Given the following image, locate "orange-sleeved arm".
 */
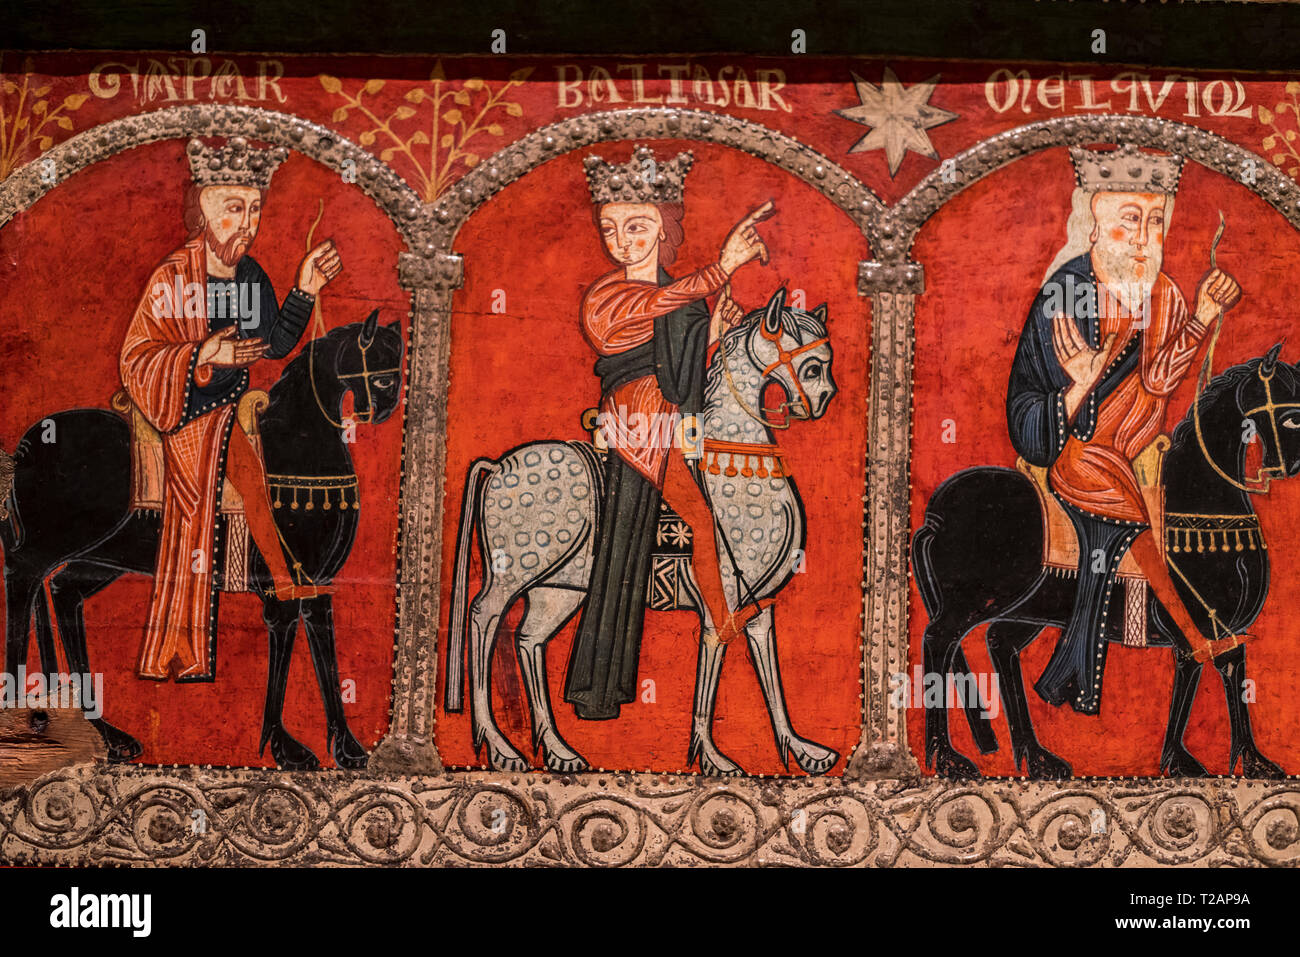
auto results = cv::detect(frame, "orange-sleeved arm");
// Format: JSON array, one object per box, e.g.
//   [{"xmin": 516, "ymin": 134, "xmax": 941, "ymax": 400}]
[
  {"xmin": 581, "ymin": 263, "xmax": 728, "ymax": 355},
  {"xmin": 1142, "ymin": 281, "xmax": 1210, "ymax": 396},
  {"xmin": 120, "ymin": 260, "xmax": 202, "ymax": 433}
]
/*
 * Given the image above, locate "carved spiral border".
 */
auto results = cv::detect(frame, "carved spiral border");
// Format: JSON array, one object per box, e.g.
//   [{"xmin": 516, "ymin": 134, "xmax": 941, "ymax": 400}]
[{"xmin": 3, "ymin": 766, "xmax": 1300, "ymax": 867}]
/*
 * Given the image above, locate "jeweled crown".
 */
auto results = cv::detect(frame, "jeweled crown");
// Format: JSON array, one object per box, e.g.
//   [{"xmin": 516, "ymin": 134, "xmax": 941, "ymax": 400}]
[
  {"xmin": 1069, "ymin": 143, "xmax": 1185, "ymax": 195},
  {"xmin": 584, "ymin": 144, "xmax": 694, "ymax": 204},
  {"xmin": 186, "ymin": 136, "xmax": 288, "ymax": 189}
]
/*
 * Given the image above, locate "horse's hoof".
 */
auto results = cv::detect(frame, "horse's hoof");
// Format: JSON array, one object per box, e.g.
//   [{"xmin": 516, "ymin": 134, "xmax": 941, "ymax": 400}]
[
  {"xmin": 1240, "ymin": 749, "xmax": 1286, "ymax": 779},
  {"xmin": 1161, "ymin": 748, "xmax": 1209, "ymax": 778},
  {"xmin": 697, "ymin": 752, "xmax": 744, "ymax": 777},
  {"xmin": 486, "ymin": 743, "xmax": 529, "ymax": 772},
  {"xmin": 92, "ymin": 720, "xmax": 143, "ymax": 763},
  {"xmin": 543, "ymin": 752, "xmax": 589, "ymax": 773},
  {"xmin": 1024, "ymin": 746, "xmax": 1072, "ymax": 780},
  {"xmin": 265, "ymin": 725, "xmax": 321, "ymax": 771},
  {"xmin": 786, "ymin": 738, "xmax": 839, "ymax": 775},
  {"xmin": 328, "ymin": 724, "xmax": 369, "ymax": 770},
  {"xmin": 932, "ymin": 745, "xmax": 982, "ymax": 780},
  {"xmin": 540, "ymin": 736, "xmax": 589, "ymax": 773}
]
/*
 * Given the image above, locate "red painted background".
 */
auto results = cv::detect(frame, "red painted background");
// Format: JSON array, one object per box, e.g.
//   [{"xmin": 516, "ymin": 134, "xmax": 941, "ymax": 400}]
[
  {"xmin": 5, "ymin": 51, "xmax": 1300, "ymax": 774},
  {"xmin": 0, "ymin": 143, "xmax": 408, "ymax": 766},
  {"xmin": 434, "ymin": 141, "xmax": 870, "ymax": 774},
  {"xmin": 910, "ymin": 151, "xmax": 1300, "ymax": 776}
]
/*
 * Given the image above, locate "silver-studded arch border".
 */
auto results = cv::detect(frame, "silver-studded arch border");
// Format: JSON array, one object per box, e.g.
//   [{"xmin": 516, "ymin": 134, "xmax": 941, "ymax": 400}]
[
  {"xmin": 845, "ymin": 113, "xmax": 1300, "ymax": 779},
  {"xmin": 427, "ymin": 106, "xmax": 885, "ymax": 245},
  {"xmin": 0, "ymin": 103, "xmax": 454, "ymax": 775},
  {"xmin": 0, "ymin": 104, "xmax": 429, "ymax": 237},
  {"xmin": 389, "ymin": 106, "xmax": 888, "ymax": 773}
]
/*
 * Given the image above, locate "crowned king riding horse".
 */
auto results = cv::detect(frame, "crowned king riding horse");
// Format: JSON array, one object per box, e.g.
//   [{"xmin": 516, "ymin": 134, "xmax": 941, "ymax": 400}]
[
  {"xmin": 445, "ymin": 288, "xmax": 841, "ymax": 776},
  {"xmin": 0, "ymin": 310, "xmax": 403, "ymax": 770},
  {"xmin": 913, "ymin": 345, "xmax": 1299, "ymax": 779}
]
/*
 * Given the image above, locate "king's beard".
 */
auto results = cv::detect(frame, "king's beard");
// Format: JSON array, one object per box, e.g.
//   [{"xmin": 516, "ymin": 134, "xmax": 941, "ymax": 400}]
[
  {"xmin": 205, "ymin": 225, "xmax": 254, "ymax": 268},
  {"xmin": 1092, "ymin": 242, "xmax": 1158, "ymax": 314}
]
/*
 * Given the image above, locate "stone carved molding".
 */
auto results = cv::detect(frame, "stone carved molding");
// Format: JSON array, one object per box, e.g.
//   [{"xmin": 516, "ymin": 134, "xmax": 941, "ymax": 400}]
[
  {"xmin": 2, "ymin": 97, "xmax": 1300, "ymax": 865},
  {"xmin": 4, "ymin": 764, "xmax": 1299, "ymax": 867}
]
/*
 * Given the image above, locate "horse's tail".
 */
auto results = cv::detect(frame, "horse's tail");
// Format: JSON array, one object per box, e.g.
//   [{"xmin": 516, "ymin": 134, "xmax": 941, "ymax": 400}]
[
  {"xmin": 911, "ymin": 512, "xmax": 944, "ymax": 620},
  {"xmin": 445, "ymin": 458, "xmax": 495, "ymax": 714}
]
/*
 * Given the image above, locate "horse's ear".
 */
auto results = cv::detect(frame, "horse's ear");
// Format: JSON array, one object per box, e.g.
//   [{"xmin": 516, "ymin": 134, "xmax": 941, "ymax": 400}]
[
  {"xmin": 1263, "ymin": 342, "xmax": 1283, "ymax": 375},
  {"xmin": 763, "ymin": 287, "xmax": 786, "ymax": 337},
  {"xmin": 385, "ymin": 320, "xmax": 401, "ymax": 332},
  {"xmin": 811, "ymin": 302, "xmax": 828, "ymax": 325},
  {"xmin": 359, "ymin": 309, "xmax": 380, "ymax": 348}
]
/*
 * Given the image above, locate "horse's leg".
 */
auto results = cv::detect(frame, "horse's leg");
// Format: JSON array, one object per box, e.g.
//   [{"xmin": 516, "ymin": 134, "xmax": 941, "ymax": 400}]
[
  {"xmin": 1158, "ymin": 646, "xmax": 1209, "ymax": 777},
  {"xmin": 31, "ymin": 585, "xmax": 59, "ymax": 676},
  {"xmin": 259, "ymin": 596, "xmax": 319, "ymax": 771},
  {"xmin": 741, "ymin": 606, "xmax": 838, "ymax": 775},
  {"xmin": 4, "ymin": 569, "xmax": 41, "ymax": 689},
  {"xmin": 513, "ymin": 585, "xmax": 588, "ymax": 773},
  {"xmin": 468, "ymin": 577, "xmax": 528, "ymax": 772},
  {"xmin": 922, "ymin": 612, "xmax": 983, "ymax": 779},
  {"xmin": 300, "ymin": 595, "xmax": 367, "ymax": 770},
  {"xmin": 1214, "ymin": 647, "xmax": 1284, "ymax": 778},
  {"xmin": 46, "ymin": 561, "xmax": 142, "ymax": 761},
  {"xmin": 685, "ymin": 599, "xmax": 743, "ymax": 776},
  {"xmin": 985, "ymin": 620, "xmax": 1071, "ymax": 779}
]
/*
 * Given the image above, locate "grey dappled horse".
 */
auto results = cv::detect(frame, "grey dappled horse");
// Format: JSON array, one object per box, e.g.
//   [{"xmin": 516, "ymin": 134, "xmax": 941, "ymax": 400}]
[{"xmin": 445, "ymin": 288, "xmax": 842, "ymax": 775}]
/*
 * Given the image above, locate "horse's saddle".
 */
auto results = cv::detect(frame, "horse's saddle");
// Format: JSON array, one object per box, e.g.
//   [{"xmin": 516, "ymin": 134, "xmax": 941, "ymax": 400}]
[
  {"xmin": 110, "ymin": 389, "xmax": 269, "ymax": 514},
  {"xmin": 580, "ymin": 407, "xmax": 704, "ymax": 612},
  {"xmin": 1016, "ymin": 435, "xmax": 1170, "ymax": 579},
  {"xmin": 110, "ymin": 389, "xmax": 270, "ymax": 594},
  {"xmin": 1017, "ymin": 435, "xmax": 1170, "ymax": 647}
]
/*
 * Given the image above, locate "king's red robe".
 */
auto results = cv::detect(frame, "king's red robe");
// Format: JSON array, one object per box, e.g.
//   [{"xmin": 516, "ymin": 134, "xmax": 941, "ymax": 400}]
[
  {"xmin": 1049, "ymin": 272, "xmax": 1209, "ymax": 521},
  {"xmin": 120, "ymin": 236, "xmax": 238, "ymax": 680},
  {"xmin": 580, "ymin": 262, "xmax": 728, "ymax": 487}
]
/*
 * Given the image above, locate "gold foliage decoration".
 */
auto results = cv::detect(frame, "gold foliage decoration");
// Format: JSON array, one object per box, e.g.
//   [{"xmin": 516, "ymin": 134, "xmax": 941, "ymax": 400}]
[
  {"xmin": 318, "ymin": 60, "xmax": 531, "ymax": 201},
  {"xmin": 1258, "ymin": 81, "xmax": 1300, "ymax": 181},
  {"xmin": 0, "ymin": 55, "xmax": 90, "ymax": 181}
]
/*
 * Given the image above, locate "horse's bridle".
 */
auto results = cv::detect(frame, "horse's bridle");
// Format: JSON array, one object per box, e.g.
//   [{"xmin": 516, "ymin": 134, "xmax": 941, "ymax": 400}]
[
  {"xmin": 721, "ymin": 317, "xmax": 828, "ymax": 430},
  {"xmin": 334, "ymin": 340, "xmax": 400, "ymax": 426},
  {"xmin": 1193, "ymin": 324, "xmax": 1298, "ymax": 495},
  {"xmin": 1189, "ymin": 211, "xmax": 1299, "ymax": 494}
]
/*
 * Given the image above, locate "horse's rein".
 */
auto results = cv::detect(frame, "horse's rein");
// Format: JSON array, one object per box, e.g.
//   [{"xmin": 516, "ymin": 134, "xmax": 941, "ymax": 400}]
[
  {"xmin": 1192, "ymin": 212, "xmax": 1286, "ymax": 493},
  {"xmin": 304, "ymin": 201, "xmax": 378, "ymax": 429}
]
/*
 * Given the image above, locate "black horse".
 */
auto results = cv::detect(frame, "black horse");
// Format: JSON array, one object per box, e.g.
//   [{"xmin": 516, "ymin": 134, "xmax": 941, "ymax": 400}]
[
  {"xmin": 0, "ymin": 310, "xmax": 403, "ymax": 770},
  {"xmin": 913, "ymin": 345, "xmax": 1300, "ymax": 780}
]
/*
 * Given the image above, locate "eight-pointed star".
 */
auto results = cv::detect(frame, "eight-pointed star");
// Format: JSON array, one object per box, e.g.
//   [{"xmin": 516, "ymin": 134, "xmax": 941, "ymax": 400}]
[{"xmin": 835, "ymin": 66, "xmax": 958, "ymax": 176}]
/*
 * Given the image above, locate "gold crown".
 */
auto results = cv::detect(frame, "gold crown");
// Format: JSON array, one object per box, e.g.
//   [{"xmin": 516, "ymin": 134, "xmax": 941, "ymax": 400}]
[
  {"xmin": 1069, "ymin": 143, "xmax": 1185, "ymax": 195},
  {"xmin": 186, "ymin": 137, "xmax": 289, "ymax": 189},
  {"xmin": 584, "ymin": 144, "xmax": 694, "ymax": 204}
]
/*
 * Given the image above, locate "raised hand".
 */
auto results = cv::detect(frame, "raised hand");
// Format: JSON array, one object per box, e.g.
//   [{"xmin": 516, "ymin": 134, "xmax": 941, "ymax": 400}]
[
  {"xmin": 298, "ymin": 238, "xmax": 343, "ymax": 296},
  {"xmin": 198, "ymin": 327, "xmax": 267, "ymax": 369},
  {"xmin": 1052, "ymin": 311, "xmax": 1116, "ymax": 421},
  {"xmin": 1052, "ymin": 312, "xmax": 1113, "ymax": 391},
  {"xmin": 1194, "ymin": 267, "xmax": 1242, "ymax": 326},
  {"xmin": 719, "ymin": 200, "xmax": 776, "ymax": 275}
]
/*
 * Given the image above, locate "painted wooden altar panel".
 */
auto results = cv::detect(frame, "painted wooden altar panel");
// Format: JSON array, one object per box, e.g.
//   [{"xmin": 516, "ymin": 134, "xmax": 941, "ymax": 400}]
[{"xmin": 2, "ymin": 50, "xmax": 1300, "ymax": 786}]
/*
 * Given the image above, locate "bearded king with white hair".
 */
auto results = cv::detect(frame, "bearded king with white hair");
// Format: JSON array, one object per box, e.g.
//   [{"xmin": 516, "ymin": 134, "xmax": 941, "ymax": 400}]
[{"xmin": 1006, "ymin": 144, "xmax": 1244, "ymax": 715}]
